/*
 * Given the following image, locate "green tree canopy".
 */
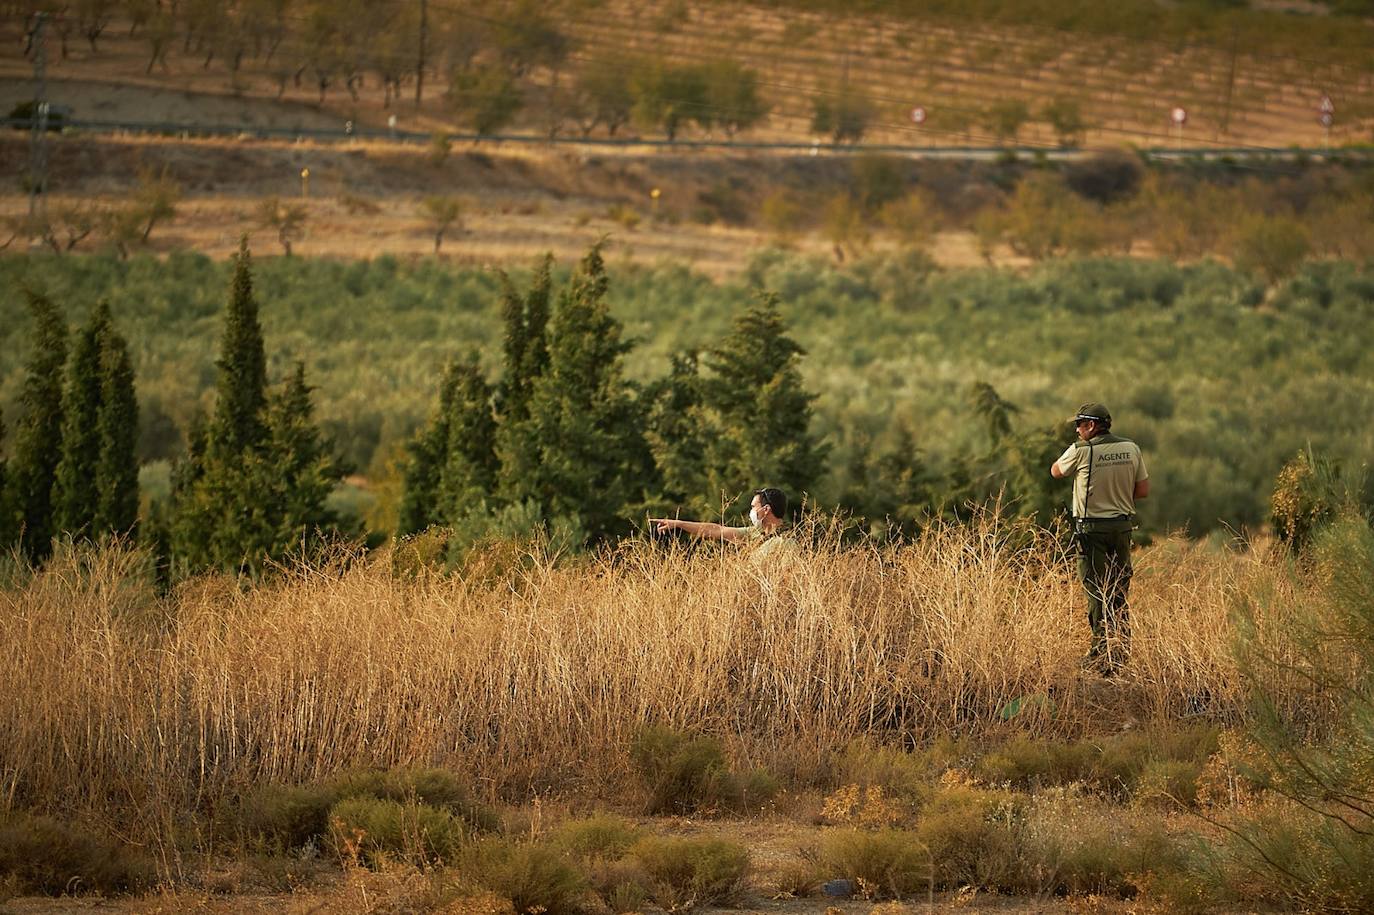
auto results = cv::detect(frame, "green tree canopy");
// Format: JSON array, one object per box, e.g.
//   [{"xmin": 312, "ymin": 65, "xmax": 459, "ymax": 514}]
[{"xmin": 8, "ymin": 292, "xmax": 69, "ymax": 561}]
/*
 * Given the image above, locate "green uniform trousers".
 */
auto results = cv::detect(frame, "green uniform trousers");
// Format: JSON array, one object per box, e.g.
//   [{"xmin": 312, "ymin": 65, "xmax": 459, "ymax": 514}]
[{"xmin": 1077, "ymin": 529, "xmax": 1133, "ymax": 664}]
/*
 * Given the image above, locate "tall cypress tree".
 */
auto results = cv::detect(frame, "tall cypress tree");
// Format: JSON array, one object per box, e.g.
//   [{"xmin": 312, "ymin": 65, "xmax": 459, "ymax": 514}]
[
  {"xmin": 170, "ymin": 239, "xmax": 278, "ymax": 574},
  {"xmin": 9, "ymin": 292, "xmax": 69, "ymax": 561},
  {"xmin": 168, "ymin": 412, "xmax": 210, "ymax": 571},
  {"xmin": 264, "ymin": 362, "xmax": 338, "ymax": 556},
  {"xmin": 54, "ymin": 303, "xmax": 111, "ymax": 539},
  {"xmin": 701, "ymin": 292, "xmax": 826, "ymax": 517},
  {"xmin": 93, "ymin": 319, "xmax": 140, "ymax": 537},
  {"xmin": 507, "ymin": 245, "xmax": 647, "ymax": 541},
  {"xmin": 212, "ymin": 238, "xmax": 269, "ymax": 459},
  {"xmin": 496, "ymin": 256, "xmax": 552, "ymax": 427},
  {"xmin": 436, "ymin": 356, "xmax": 498, "ymax": 524},
  {"xmin": 398, "ymin": 362, "xmax": 464, "ymax": 536}
]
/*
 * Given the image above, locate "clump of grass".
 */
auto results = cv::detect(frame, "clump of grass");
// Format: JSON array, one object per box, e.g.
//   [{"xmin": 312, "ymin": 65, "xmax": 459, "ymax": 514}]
[
  {"xmin": 975, "ymin": 736, "xmax": 1096, "ymax": 788},
  {"xmin": 585, "ymin": 857, "xmax": 654, "ymax": 913},
  {"xmin": 0, "ymin": 814, "xmax": 154, "ymax": 896},
  {"xmin": 551, "ymin": 815, "xmax": 641, "ymax": 861},
  {"xmin": 465, "ymin": 838, "xmax": 588, "ymax": 915},
  {"xmin": 630, "ymin": 726, "xmax": 779, "ymax": 815},
  {"xmin": 328, "ymin": 796, "xmax": 469, "ymax": 867},
  {"xmin": 606, "ymin": 203, "xmax": 640, "ymax": 230},
  {"xmin": 630, "ymin": 835, "xmax": 751, "ymax": 908},
  {"xmin": 914, "ymin": 779, "xmax": 1021, "ymax": 890},
  {"xmin": 239, "ymin": 767, "xmax": 496, "ymax": 854},
  {"xmin": 818, "ymin": 829, "xmax": 930, "ymax": 899}
]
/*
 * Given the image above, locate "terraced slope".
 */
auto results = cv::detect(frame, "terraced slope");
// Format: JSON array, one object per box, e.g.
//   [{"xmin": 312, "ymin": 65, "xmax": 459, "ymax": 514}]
[
  {"xmin": 1, "ymin": 0, "xmax": 1370, "ymax": 149},
  {"xmin": 562, "ymin": 0, "xmax": 1374, "ymax": 148}
]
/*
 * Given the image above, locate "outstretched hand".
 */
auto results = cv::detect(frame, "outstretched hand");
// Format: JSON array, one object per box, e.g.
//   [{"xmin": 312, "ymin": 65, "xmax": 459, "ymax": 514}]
[{"xmin": 648, "ymin": 518, "xmax": 679, "ymax": 535}]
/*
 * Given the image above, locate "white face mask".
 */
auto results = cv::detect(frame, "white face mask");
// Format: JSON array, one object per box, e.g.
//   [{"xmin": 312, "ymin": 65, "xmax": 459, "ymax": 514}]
[{"xmin": 749, "ymin": 507, "xmax": 763, "ymax": 527}]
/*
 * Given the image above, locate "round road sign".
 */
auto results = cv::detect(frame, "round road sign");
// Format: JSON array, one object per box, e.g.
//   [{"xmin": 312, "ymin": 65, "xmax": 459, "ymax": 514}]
[
  {"xmin": 1319, "ymin": 95, "xmax": 1335, "ymax": 114},
  {"xmin": 1170, "ymin": 106, "xmax": 1187, "ymax": 126},
  {"xmin": 910, "ymin": 106, "xmax": 927, "ymax": 125}
]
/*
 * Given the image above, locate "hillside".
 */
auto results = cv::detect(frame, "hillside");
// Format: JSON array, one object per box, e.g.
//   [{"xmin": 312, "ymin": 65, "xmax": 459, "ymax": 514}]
[{"xmin": 2, "ymin": 0, "xmax": 1371, "ymax": 149}]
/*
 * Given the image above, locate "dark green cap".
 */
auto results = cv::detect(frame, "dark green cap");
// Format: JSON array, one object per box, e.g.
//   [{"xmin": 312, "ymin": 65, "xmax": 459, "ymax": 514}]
[{"xmin": 1073, "ymin": 402, "xmax": 1111, "ymax": 423}]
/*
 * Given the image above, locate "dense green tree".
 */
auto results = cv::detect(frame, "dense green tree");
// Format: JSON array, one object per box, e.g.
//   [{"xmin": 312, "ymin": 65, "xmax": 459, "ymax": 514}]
[
  {"xmin": 54, "ymin": 303, "xmax": 109, "ymax": 539},
  {"xmin": 504, "ymin": 245, "xmax": 648, "ymax": 541},
  {"xmin": 397, "ymin": 356, "xmax": 470, "ymax": 538},
  {"xmin": 840, "ymin": 424, "xmax": 938, "ymax": 538},
  {"xmin": 495, "ymin": 258, "xmax": 552, "ymax": 428},
  {"xmin": 212, "ymin": 238, "xmax": 269, "ymax": 459},
  {"xmin": 703, "ymin": 59, "xmax": 767, "ymax": 138},
  {"xmin": 263, "ymin": 362, "xmax": 338, "ymax": 555},
  {"xmin": 93, "ymin": 312, "xmax": 140, "ymax": 538},
  {"xmin": 169, "ymin": 240, "xmax": 336, "ymax": 574},
  {"xmin": 168, "ymin": 413, "xmax": 209, "ymax": 569},
  {"xmin": 436, "ymin": 358, "xmax": 499, "ymax": 524},
  {"xmin": 701, "ymin": 293, "xmax": 826, "ymax": 517},
  {"xmin": 643, "ymin": 352, "xmax": 711, "ymax": 515},
  {"xmin": 447, "ymin": 65, "xmax": 523, "ymax": 135},
  {"xmin": 573, "ymin": 53, "xmax": 635, "ymax": 136},
  {"xmin": 8, "ymin": 292, "xmax": 69, "ymax": 561}
]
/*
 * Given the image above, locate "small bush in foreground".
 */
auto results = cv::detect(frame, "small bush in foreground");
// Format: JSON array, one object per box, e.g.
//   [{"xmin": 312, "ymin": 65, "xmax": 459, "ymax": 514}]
[
  {"xmin": 552, "ymin": 815, "xmax": 641, "ymax": 861},
  {"xmin": 819, "ymin": 828, "xmax": 930, "ymax": 898},
  {"xmin": 328, "ymin": 797, "xmax": 468, "ymax": 867},
  {"xmin": 1196, "ymin": 802, "xmax": 1374, "ymax": 912},
  {"xmin": 0, "ymin": 814, "xmax": 154, "ymax": 896},
  {"xmin": 239, "ymin": 767, "xmax": 498, "ymax": 852},
  {"xmin": 630, "ymin": 835, "xmax": 750, "ymax": 908},
  {"xmin": 629, "ymin": 726, "xmax": 777, "ymax": 814},
  {"xmin": 915, "ymin": 781, "xmax": 1021, "ymax": 890},
  {"xmin": 466, "ymin": 838, "xmax": 587, "ymax": 915}
]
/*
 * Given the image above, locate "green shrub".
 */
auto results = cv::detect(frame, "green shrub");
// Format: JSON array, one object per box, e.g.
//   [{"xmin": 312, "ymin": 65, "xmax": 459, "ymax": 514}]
[
  {"xmin": 239, "ymin": 767, "xmax": 496, "ymax": 851},
  {"xmin": 630, "ymin": 726, "xmax": 727, "ymax": 814},
  {"xmin": 585, "ymin": 857, "xmax": 654, "ymax": 913},
  {"xmin": 0, "ymin": 814, "xmax": 154, "ymax": 895},
  {"xmin": 975, "ymin": 737, "xmax": 1094, "ymax": 788},
  {"xmin": 1133, "ymin": 758, "xmax": 1204, "ymax": 808},
  {"xmin": 818, "ymin": 828, "xmax": 930, "ymax": 898},
  {"xmin": 552, "ymin": 815, "xmax": 641, "ymax": 860},
  {"xmin": 915, "ymin": 783, "xmax": 1020, "ymax": 890},
  {"xmin": 238, "ymin": 782, "xmax": 337, "ymax": 850},
  {"xmin": 630, "ymin": 835, "xmax": 750, "ymax": 908},
  {"xmin": 467, "ymin": 838, "xmax": 588, "ymax": 915},
  {"xmin": 717, "ymin": 768, "xmax": 782, "ymax": 811},
  {"xmin": 1197, "ymin": 803, "xmax": 1374, "ymax": 912},
  {"xmin": 380, "ymin": 768, "xmax": 501, "ymax": 832},
  {"xmin": 328, "ymin": 796, "xmax": 468, "ymax": 866}
]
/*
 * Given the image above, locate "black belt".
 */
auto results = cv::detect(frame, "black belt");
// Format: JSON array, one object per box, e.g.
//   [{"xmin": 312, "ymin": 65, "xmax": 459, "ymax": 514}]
[{"xmin": 1074, "ymin": 515, "xmax": 1135, "ymax": 533}]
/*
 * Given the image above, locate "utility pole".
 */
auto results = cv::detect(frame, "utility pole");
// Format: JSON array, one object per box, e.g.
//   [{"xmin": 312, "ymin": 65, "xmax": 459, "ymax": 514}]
[
  {"xmin": 415, "ymin": 0, "xmax": 427, "ymax": 109},
  {"xmin": 28, "ymin": 10, "xmax": 50, "ymax": 222}
]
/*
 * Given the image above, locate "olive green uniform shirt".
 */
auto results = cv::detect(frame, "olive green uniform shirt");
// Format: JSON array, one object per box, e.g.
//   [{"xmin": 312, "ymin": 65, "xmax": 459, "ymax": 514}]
[
  {"xmin": 1053, "ymin": 433, "xmax": 1149, "ymax": 519},
  {"xmin": 728, "ymin": 526, "xmax": 797, "ymax": 563}
]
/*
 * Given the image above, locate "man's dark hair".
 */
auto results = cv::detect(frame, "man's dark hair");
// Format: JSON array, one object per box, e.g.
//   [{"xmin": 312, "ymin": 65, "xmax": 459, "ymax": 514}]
[{"xmin": 754, "ymin": 487, "xmax": 788, "ymax": 519}]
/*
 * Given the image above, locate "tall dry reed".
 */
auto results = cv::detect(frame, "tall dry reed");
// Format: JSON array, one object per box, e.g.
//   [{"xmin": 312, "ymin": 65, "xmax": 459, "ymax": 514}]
[{"xmin": 0, "ymin": 517, "xmax": 1311, "ymax": 843}]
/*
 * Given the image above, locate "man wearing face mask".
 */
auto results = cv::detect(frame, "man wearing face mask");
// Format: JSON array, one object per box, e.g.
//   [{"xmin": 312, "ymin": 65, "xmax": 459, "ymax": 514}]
[{"xmin": 649, "ymin": 488, "xmax": 793, "ymax": 561}]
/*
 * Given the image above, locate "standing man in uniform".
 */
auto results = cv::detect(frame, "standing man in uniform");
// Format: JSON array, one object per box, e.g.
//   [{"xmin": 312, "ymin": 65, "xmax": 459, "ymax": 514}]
[{"xmin": 1050, "ymin": 403, "xmax": 1150, "ymax": 673}]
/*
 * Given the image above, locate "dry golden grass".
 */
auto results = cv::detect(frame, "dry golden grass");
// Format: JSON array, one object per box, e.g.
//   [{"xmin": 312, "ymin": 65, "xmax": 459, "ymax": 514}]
[{"xmin": 0, "ymin": 517, "xmax": 1312, "ymax": 848}]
